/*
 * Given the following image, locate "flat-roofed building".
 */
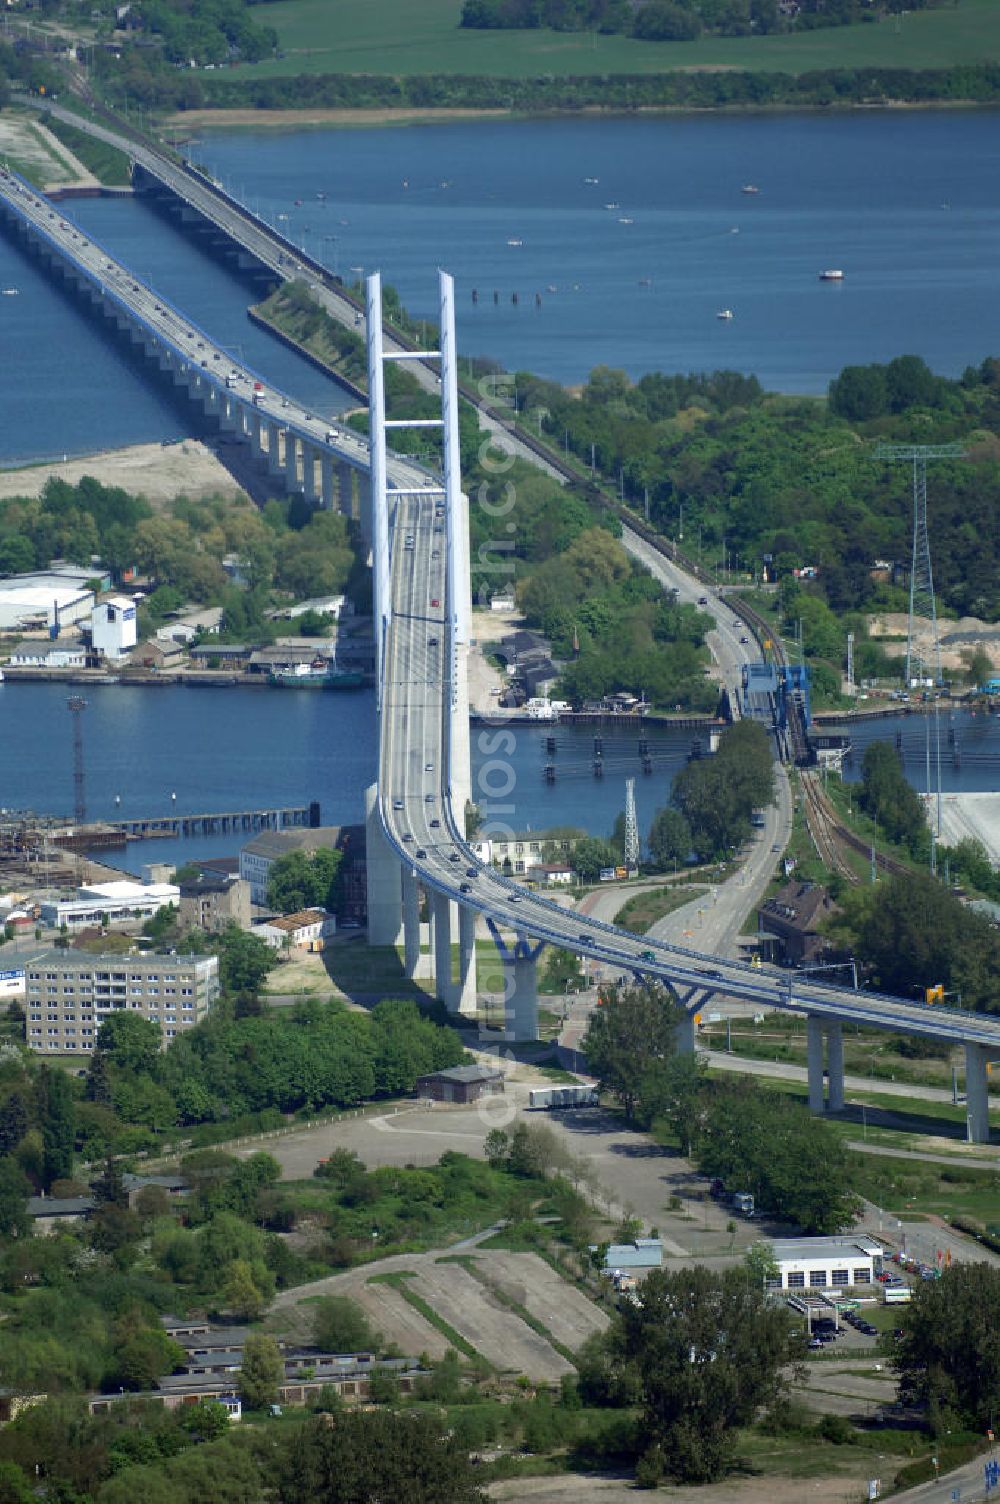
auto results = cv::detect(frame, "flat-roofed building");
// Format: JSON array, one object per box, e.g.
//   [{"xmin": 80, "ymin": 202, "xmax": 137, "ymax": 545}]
[
  {"xmin": 23, "ymin": 949, "xmax": 219, "ymax": 1054},
  {"xmin": 766, "ymin": 1236, "xmax": 884, "ymax": 1292}
]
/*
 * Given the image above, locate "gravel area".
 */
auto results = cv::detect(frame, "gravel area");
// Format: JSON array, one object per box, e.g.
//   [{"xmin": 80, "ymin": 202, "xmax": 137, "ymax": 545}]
[
  {"xmin": 410, "ymin": 1260, "xmax": 574, "ymax": 1381},
  {"xmin": 474, "ymin": 1251, "xmax": 610, "ymax": 1351}
]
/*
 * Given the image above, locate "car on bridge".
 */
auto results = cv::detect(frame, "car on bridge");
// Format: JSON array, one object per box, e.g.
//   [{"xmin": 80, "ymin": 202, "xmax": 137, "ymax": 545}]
[{"xmin": 640, "ymin": 949, "xmax": 656, "ymax": 963}]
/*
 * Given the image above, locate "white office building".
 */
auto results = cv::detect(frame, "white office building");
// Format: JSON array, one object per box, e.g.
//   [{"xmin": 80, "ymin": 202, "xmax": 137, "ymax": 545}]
[
  {"xmin": 766, "ymin": 1236, "xmax": 884, "ymax": 1292},
  {"xmin": 39, "ymin": 880, "xmax": 178, "ymax": 931}
]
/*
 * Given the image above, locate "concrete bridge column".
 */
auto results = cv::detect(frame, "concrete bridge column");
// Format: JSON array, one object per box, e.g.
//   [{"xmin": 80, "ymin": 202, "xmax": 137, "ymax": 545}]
[
  {"xmin": 806, "ymin": 1014, "xmax": 825, "ymax": 1114},
  {"xmin": 677, "ymin": 1011, "xmax": 697, "ymax": 1055},
  {"xmin": 284, "ymin": 431, "xmax": 298, "ymax": 490},
  {"xmin": 965, "ymin": 1044, "xmax": 992, "ymax": 1145},
  {"xmin": 357, "ymin": 470, "xmax": 373, "ymax": 552},
  {"xmin": 320, "ymin": 455, "xmax": 335, "ymax": 509},
  {"xmin": 826, "ymin": 1019, "xmax": 845, "ymax": 1112},
  {"xmin": 364, "ymin": 782, "xmax": 403, "ymax": 947},
  {"xmin": 250, "ymin": 411, "xmax": 264, "ymax": 458},
  {"xmin": 218, "ymin": 394, "xmax": 239, "ymax": 433},
  {"xmin": 401, "ymin": 867, "xmax": 420, "ymax": 979},
  {"xmin": 505, "ymin": 946, "xmax": 538, "ymax": 1043},
  {"xmin": 302, "ymin": 443, "xmax": 319, "ymax": 504},
  {"xmin": 456, "ymin": 904, "xmax": 478, "ymax": 1019},
  {"xmin": 432, "ymin": 891, "xmax": 455, "ymax": 1010},
  {"xmin": 267, "ymin": 421, "xmax": 282, "ymax": 476},
  {"xmin": 338, "ymin": 461, "xmax": 354, "ymax": 519}
]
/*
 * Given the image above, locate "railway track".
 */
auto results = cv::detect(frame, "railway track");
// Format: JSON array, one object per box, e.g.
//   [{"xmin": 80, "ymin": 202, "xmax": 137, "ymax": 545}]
[{"xmin": 799, "ymin": 769, "xmax": 911, "ymax": 885}]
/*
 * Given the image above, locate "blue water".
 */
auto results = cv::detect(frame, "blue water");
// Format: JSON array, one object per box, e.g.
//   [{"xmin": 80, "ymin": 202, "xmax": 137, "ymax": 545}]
[
  {"xmin": 2, "ymin": 111, "xmax": 1000, "ymax": 466},
  {"xmin": 2, "ymin": 680, "xmax": 998, "ymax": 874},
  {"xmin": 0, "ymin": 680, "xmax": 704, "ymax": 872},
  {"xmin": 0, "ymin": 194, "xmax": 353, "ymax": 465},
  {"xmin": 191, "ymin": 111, "xmax": 1000, "ymax": 392}
]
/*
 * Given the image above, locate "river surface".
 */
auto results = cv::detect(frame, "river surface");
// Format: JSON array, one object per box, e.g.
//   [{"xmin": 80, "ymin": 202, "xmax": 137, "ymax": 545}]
[
  {"xmin": 1, "ymin": 110, "xmax": 1000, "ymax": 466},
  {"xmin": 1, "ymin": 682, "xmax": 999, "ymax": 874}
]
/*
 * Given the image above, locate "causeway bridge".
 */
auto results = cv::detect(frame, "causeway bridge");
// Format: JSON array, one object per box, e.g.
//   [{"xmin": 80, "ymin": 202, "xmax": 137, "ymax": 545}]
[{"xmin": 2, "ymin": 155, "xmax": 999, "ymax": 1141}]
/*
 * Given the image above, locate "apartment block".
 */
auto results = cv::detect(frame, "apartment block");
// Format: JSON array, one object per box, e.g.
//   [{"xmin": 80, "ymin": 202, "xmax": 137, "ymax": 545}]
[{"xmin": 24, "ymin": 949, "xmax": 219, "ymax": 1054}]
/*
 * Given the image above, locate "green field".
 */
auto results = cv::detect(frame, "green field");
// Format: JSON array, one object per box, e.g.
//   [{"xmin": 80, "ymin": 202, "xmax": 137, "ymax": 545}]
[{"xmin": 227, "ymin": 0, "xmax": 1000, "ymax": 81}]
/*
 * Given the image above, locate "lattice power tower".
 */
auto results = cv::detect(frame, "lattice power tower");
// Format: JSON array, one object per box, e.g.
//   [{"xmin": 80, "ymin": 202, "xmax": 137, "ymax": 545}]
[
  {"xmin": 876, "ymin": 442, "xmax": 964, "ymax": 863},
  {"xmin": 624, "ymin": 777, "xmax": 640, "ymax": 874},
  {"xmin": 67, "ymin": 696, "xmax": 87, "ymax": 825}
]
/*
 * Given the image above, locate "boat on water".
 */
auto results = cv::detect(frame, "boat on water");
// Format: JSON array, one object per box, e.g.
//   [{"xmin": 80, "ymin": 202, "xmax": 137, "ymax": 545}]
[
  {"xmin": 270, "ymin": 660, "xmax": 364, "ymax": 690},
  {"xmin": 618, "ymin": 217, "xmax": 634, "ymax": 225},
  {"xmin": 1, "ymin": 288, "xmax": 18, "ymax": 297},
  {"xmin": 604, "ymin": 202, "xmax": 619, "ymax": 210},
  {"xmin": 583, "ymin": 176, "xmax": 599, "ymax": 185},
  {"xmin": 506, "ymin": 238, "xmax": 523, "ymax": 247},
  {"xmin": 717, "ymin": 308, "xmax": 734, "ymax": 321},
  {"xmin": 819, "ymin": 269, "xmax": 845, "ymax": 281},
  {"xmin": 741, "ymin": 184, "xmax": 760, "ymax": 195}
]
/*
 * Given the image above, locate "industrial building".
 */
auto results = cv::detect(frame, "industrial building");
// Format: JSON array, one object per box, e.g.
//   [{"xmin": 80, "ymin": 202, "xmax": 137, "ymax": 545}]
[
  {"xmin": 0, "ymin": 569, "xmax": 96, "ymax": 632},
  {"xmin": 240, "ymin": 824, "xmax": 362, "ymax": 907},
  {"xmin": 39, "ymin": 879, "xmax": 178, "ymax": 930},
  {"xmin": 765, "ymin": 1236, "xmax": 884, "ymax": 1291},
  {"xmin": 23, "ymin": 949, "xmax": 219, "ymax": 1053},
  {"xmin": 90, "ymin": 596, "xmax": 138, "ymax": 660},
  {"xmin": 177, "ymin": 870, "xmax": 249, "ymax": 933}
]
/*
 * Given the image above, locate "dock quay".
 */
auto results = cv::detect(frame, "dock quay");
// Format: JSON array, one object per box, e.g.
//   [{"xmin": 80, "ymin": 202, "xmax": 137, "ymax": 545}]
[{"xmin": 108, "ymin": 803, "xmax": 320, "ymax": 840}]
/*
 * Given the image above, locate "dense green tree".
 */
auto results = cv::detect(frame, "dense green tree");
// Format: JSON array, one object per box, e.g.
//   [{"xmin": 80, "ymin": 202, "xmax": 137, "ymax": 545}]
[
  {"xmin": 583, "ymin": 983, "xmax": 683, "ymax": 1122},
  {"xmin": 95, "ymin": 1013, "xmax": 162, "ymax": 1076},
  {"xmin": 266, "ymin": 848, "xmax": 342, "ymax": 914},
  {"xmin": 0, "ymin": 1158, "xmax": 30, "ymax": 1240},
  {"xmin": 856, "ymin": 741, "xmax": 928, "ymax": 856},
  {"xmin": 35, "ymin": 1068, "xmax": 75, "ymax": 1191},
  {"xmin": 611, "ymin": 1266, "xmax": 801, "ymax": 1483},
  {"xmin": 692, "ymin": 1079, "xmax": 860, "ymax": 1232},
  {"xmin": 647, "ymin": 806, "xmax": 693, "ymax": 869},
  {"xmin": 237, "ymin": 1333, "xmax": 283, "ymax": 1412},
  {"xmin": 312, "ymin": 1296, "xmax": 380, "ymax": 1355},
  {"xmin": 216, "ymin": 925, "xmax": 276, "ymax": 1000},
  {"xmin": 278, "ymin": 1409, "xmax": 486, "ymax": 1504},
  {"xmin": 893, "ymin": 1263, "xmax": 1000, "ymax": 1430}
]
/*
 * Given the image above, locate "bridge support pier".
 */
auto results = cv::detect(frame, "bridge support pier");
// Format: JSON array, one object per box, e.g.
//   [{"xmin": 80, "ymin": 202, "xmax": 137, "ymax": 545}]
[
  {"xmin": 456, "ymin": 904, "xmax": 477, "ymax": 1019},
  {"xmin": 432, "ymin": 891, "xmax": 455, "ymax": 1010},
  {"xmin": 267, "ymin": 421, "xmax": 282, "ymax": 477},
  {"xmin": 827, "ymin": 1019, "xmax": 845, "ymax": 1112},
  {"xmin": 806, "ymin": 1014, "xmax": 845, "ymax": 1114},
  {"xmin": 250, "ymin": 411, "xmax": 263, "ymax": 459},
  {"xmin": 401, "ymin": 868, "xmax": 420, "ymax": 978},
  {"xmin": 320, "ymin": 455, "xmax": 335, "ymax": 509},
  {"xmin": 338, "ymin": 461, "xmax": 354, "ymax": 519},
  {"xmin": 364, "ymin": 783, "xmax": 402, "ymax": 947},
  {"xmin": 302, "ymin": 443, "xmax": 319, "ymax": 504},
  {"xmin": 677, "ymin": 1011, "xmax": 697, "ymax": 1054},
  {"xmin": 357, "ymin": 471, "xmax": 373, "ymax": 552},
  {"xmin": 806, "ymin": 1015, "xmax": 825, "ymax": 1113},
  {"xmin": 284, "ymin": 431, "xmax": 298, "ymax": 490},
  {"xmin": 965, "ymin": 1044, "xmax": 992, "ymax": 1145},
  {"xmin": 505, "ymin": 946, "xmax": 539, "ymax": 1043}
]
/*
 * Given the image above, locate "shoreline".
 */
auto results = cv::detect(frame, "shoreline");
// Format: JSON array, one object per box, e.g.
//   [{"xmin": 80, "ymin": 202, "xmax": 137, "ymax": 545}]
[{"xmin": 165, "ymin": 98, "xmax": 1000, "ymax": 135}]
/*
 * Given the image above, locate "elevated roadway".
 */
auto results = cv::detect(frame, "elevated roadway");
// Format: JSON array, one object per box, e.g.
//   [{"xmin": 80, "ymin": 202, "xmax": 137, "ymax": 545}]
[
  {"xmin": 0, "ymin": 161, "xmax": 432, "ymax": 520},
  {"xmin": 366, "ymin": 275, "xmax": 1000, "ymax": 1143}
]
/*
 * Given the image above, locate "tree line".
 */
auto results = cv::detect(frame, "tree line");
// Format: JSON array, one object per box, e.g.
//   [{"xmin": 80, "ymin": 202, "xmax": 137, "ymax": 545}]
[{"xmin": 461, "ymin": 0, "xmax": 917, "ymax": 41}]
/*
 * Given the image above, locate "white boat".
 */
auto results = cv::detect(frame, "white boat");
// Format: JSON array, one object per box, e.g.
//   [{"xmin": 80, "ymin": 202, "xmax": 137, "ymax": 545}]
[
  {"xmin": 506, "ymin": 238, "xmax": 523, "ymax": 247},
  {"xmin": 583, "ymin": 176, "xmax": 599, "ymax": 185},
  {"xmin": 1, "ymin": 288, "xmax": 18, "ymax": 297},
  {"xmin": 717, "ymin": 308, "xmax": 734, "ymax": 321},
  {"xmin": 819, "ymin": 269, "xmax": 844, "ymax": 281},
  {"xmin": 604, "ymin": 202, "xmax": 619, "ymax": 210},
  {"xmin": 618, "ymin": 217, "xmax": 634, "ymax": 225},
  {"xmin": 741, "ymin": 184, "xmax": 760, "ymax": 195}
]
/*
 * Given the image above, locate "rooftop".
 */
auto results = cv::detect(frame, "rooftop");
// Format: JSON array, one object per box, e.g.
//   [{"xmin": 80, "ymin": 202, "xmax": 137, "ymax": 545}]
[
  {"xmin": 418, "ymin": 1064, "xmax": 503, "ymax": 1085},
  {"xmin": 769, "ymin": 1236, "xmax": 883, "ymax": 1263}
]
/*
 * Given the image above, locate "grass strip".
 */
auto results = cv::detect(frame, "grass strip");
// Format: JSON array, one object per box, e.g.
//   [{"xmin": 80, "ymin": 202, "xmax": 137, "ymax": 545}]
[{"xmin": 366, "ymin": 1271, "xmax": 484, "ymax": 1365}]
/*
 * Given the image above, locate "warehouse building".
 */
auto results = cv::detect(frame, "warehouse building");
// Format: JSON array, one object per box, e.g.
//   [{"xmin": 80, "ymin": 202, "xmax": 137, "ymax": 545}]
[{"xmin": 0, "ymin": 570, "xmax": 96, "ymax": 632}]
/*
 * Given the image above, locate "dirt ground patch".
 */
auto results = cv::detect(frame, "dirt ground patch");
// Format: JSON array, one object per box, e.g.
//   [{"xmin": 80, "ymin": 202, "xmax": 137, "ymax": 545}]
[
  {"xmin": 167, "ymin": 107, "xmax": 512, "ymax": 133},
  {"xmin": 409, "ymin": 1260, "xmax": 573, "ymax": 1381},
  {"xmin": 0, "ymin": 114, "xmax": 96, "ymax": 190},
  {"xmin": 472, "ymin": 1250, "xmax": 609, "ymax": 1352},
  {"xmin": 0, "ymin": 440, "xmax": 244, "ymax": 505}
]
